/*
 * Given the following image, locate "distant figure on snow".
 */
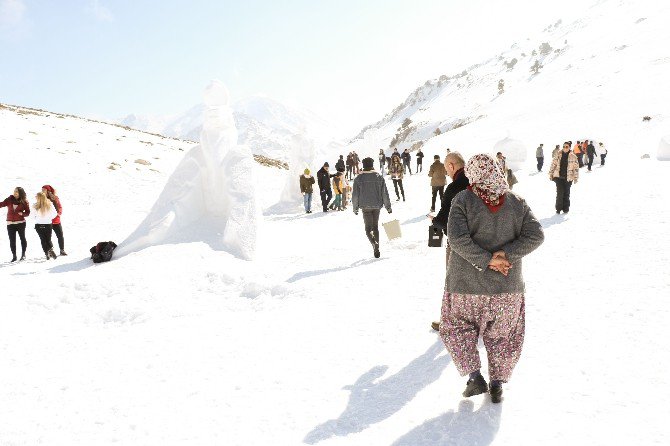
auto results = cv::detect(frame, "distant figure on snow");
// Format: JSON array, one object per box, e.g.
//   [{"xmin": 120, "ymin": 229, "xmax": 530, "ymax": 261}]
[
  {"xmin": 599, "ymin": 142, "xmax": 608, "ymax": 165},
  {"xmin": 574, "ymin": 141, "xmax": 584, "ymax": 168},
  {"xmin": 496, "ymin": 152, "xmax": 517, "ymax": 189},
  {"xmin": 331, "ymin": 172, "xmax": 344, "ymax": 211},
  {"xmin": 0, "ymin": 187, "xmax": 30, "ymax": 262},
  {"xmin": 440, "ymin": 153, "xmax": 544, "ymax": 403},
  {"xmin": 552, "ymin": 144, "xmax": 560, "ymax": 159},
  {"xmin": 32, "ymin": 191, "xmax": 59, "ymax": 260},
  {"xmin": 390, "ymin": 156, "xmax": 406, "ymax": 201},
  {"xmin": 378, "ymin": 149, "xmax": 386, "ymax": 176},
  {"xmin": 317, "ymin": 162, "xmax": 334, "ymax": 212},
  {"xmin": 42, "ymin": 185, "xmax": 66, "ymax": 255},
  {"xmin": 416, "ymin": 149, "xmax": 424, "ymax": 173},
  {"xmin": 300, "ymin": 169, "xmax": 315, "ymax": 214},
  {"xmin": 427, "ymin": 154, "xmax": 447, "ymax": 212},
  {"xmin": 346, "ymin": 152, "xmax": 354, "ymax": 180},
  {"xmin": 401, "ymin": 149, "xmax": 412, "ymax": 175},
  {"xmin": 335, "ymin": 155, "xmax": 345, "ymax": 173},
  {"xmin": 536, "ymin": 143, "xmax": 544, "ymax": 172},
  {"xmin": 352, "ymin": 157, "xmax": 392, "ymax": 258},
  {"xmin": 549, "ymin": 142, "xmax": 579, "ymax": 214},
  {"xmin": 586, "ymin": 141, "xmax": 597, "ymax": 171}
]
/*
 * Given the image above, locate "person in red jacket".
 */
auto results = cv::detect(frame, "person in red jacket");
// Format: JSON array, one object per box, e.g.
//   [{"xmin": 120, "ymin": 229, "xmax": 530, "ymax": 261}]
[
  {"xmin": 0, "ymin": 187, "xmax": 30, "ymax": 262},
  {"xmin": 42, "ymin": 185, "xmax": 67, "ymax": 255}
]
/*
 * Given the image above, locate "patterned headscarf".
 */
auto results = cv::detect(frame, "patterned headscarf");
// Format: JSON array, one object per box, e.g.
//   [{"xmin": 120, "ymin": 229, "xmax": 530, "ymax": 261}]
[{"xmin": 465, "ymin": 153, "xmax": 509, "ymax": 208}]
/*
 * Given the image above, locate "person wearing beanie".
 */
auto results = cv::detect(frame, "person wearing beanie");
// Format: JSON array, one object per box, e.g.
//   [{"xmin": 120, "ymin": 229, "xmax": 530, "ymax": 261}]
[
  {"xmin": 352, "ymin": 157, "xmax": 392, "ymax": 258},
  {"xmin": 331, "ymin": 172, "xmax": 344, "ymax": 211},
  {"xmin": 335, "ymin": 155, "xmax": 345, "ymax": 173},
  {"xmin": 41, "ymin": 185, "xmax": 67, "ymax": 255},
  {"xmin": 401, "ymin": 149, "xmax": 412, "ymax": 175},
  {"xmin": 416, "ymin": 149, "xmax": 424, "ymax": 173},
  {"xmin": 427, "ymin": 154, "xmax": 447, "ymax": 212},
  {"xmin": 299, "ymin": 168, "xmax": 315, "ymax": 214},
  {"xmin": 317, "ymin": 162, "xmax": 334, "ymax": 212}
]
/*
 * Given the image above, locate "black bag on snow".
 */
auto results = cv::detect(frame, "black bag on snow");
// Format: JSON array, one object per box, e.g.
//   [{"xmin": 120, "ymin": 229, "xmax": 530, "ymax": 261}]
[
  {"xmin": 90, "ymin": 241, "xmax": 117, "ymax": 263},
  {"xmin": 428, "ymin": 225, "xmax": 443, "ymax": 247}
]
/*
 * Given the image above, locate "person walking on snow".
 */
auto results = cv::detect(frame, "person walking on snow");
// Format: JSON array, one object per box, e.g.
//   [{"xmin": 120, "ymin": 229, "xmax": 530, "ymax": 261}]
[
  {"xmin": 300, "ymin": 169, "xmax": 315, "ymax": 214},
  {"xmin": 378, "ymin": 149, "xmax": 386, "ymax": 176},
  {"xmin": 352, "ymin": 157, "xmax": 392, "ymax": 258},
  {"xmin": 335, "ymin": 155, "xmax": 345, "ymax": 173},
  {"xmin": 332, "ymin": 172, "xmax": 344, "ymax": 211},
  {"xmin": 41, "ymin": 185, "xmax": 67, "ymax": 255},
  {"xmin": 428, "ymin": 152, "xmax": 469, "ymax": 332},
  {"xmin": 401, "ymin": 149, "xmax": 412, "ymax": 175},
  {"xmin": 549, "ymin": 142, "xmax": 579, "ymax": 214},
  {"xmin": 352, "ymin": 151, "xmax": 360, "ymax": 176},
  {"xmin": 390, "ymin": 156, "xmax": 406, "ymax": 201},
  {"xmin": 427, "ymin": 155, "xmax": 447, "ymax": 212},
  {"xmin": 0, "ymin": 187, "xmax": 30, "ymax": 262},
  {"xmin": 536, "ymin": 144, "xmax": 544, "ymax": 172},
  {"xmin": 552, "ymin": 144, "xmax": 560, "ymax": 159},
  {"xmin": 599, "ymin": 142, "xmax": 608, "ymax": 165},
  {"xmin": 574, "ymin": 141, "xmax": 584, "ymax": 167},
  {"xmin": 317, "ymin": 162, "xmax": 334, "ymax": 212},
  {"xmin": 32, "ymin": 191, "xmax": 59, "ymax": 260},
  {"xmin": 586, "ymin": 141, "xmax": 596, "ymax": 171},
  {"xmin": 440, "ymin": 153, "xmax": 544, "ymax": 403},
  {"xmin": 346, "ymin": 153, "xmax": 354, "ymax": 180},
  {"xmin": 416, "ymin": 149, "xmax": 424, "ymax": 173}
]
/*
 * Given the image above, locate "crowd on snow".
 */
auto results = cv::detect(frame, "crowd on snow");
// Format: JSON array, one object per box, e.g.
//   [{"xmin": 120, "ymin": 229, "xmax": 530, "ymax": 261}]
[
  {"xmin": 1, "ymin": 185, "xmax": 66, "ymax": 262},
  {"xmin": 298, "ymin": 138, "xmax": 608, "ymax": 403}
]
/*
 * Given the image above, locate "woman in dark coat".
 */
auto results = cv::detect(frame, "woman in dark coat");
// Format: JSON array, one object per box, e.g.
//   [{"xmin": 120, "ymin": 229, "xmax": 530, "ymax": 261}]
[
  {"xmin": 0, "ymin": 187, "xmax": 30, "ymax": 262},
  {"xmin": 440, "ymin": 154, "xmax": 544, "ymax": 403}
]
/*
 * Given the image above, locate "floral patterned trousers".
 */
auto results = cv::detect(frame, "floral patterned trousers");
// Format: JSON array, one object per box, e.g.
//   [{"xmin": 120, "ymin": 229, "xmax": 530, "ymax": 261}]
[{"xmin": 439, "ymin": 292, "xmax": 525, "ymax": 382}]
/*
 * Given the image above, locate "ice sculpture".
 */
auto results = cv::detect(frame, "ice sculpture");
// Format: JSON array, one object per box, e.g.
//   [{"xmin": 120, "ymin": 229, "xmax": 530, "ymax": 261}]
[
  {"xmin": 493, "ymin": 137, "xmax": 527, "ymax": 170},
  {"xmin": 657, "ymin": 135, "xmax": 670, "ymax": 161},
  {"xmin": 115, "ymin": 80, "xmax": 259, "ymax": 260}
]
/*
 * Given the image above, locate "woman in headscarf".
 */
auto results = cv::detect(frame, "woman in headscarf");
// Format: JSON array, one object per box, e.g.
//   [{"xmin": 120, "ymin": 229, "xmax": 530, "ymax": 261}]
[{"xmin": 440, "ymin": 153, "xmax": 544, "ymax": 403}]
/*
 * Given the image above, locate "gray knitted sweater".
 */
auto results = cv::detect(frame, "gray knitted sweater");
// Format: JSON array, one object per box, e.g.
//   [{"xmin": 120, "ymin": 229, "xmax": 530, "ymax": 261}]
[{"xmin": 446, "ymin": 189, "xmax": 544, "ymax": 294}]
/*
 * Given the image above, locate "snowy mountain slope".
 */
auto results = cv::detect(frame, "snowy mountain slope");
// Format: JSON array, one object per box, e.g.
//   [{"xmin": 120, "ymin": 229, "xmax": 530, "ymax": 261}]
[
  {"xmin": 349, "ymin": 0, "xmax": 670, "ymax": 158},
  {"xmin": 121, "ymin": 95, "xmax": 343, "ymax": 162}
]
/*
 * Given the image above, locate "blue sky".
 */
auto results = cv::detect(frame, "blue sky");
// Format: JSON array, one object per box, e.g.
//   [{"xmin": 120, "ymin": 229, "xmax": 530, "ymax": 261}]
[{"xmin": 1, "ymin": 0, "xmax": 591, "ymax": 135}]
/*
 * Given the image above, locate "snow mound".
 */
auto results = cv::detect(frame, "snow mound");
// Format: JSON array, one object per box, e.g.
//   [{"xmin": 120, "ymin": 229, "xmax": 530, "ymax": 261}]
[
  {"xmin": 115, "ymin": 81, "xmax": 260, "ymax": 260},
  {"xmin": 493, "ymin": 137, "xmax": 527, "ymax": 170},
  {"xmin": 657, "ymin": 135, "xmax": 670, "ymax": 161}
]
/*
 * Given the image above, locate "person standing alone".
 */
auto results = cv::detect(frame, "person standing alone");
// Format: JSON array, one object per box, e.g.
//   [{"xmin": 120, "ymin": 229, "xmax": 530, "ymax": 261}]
[
  {"xmin": 416, "ymin": 149, "xmax": 424, "ymax": 173},
  {"xmin": 599, "ymin": 142, "xmax": 608, "ymax": 166},
  {"xmin": 352, "ymin": 157, "xmax": 392, "ymax": 258},
  {"xmin": 536, "ymin": 144, "xmax": 544, "ymax": 172},
  {"xmin": 549, "ymin": 142, "xmax": 579, "ymax": 214},
  {"xmin": 401, "ymin": 149, "xmax": 412, "ymax": 175},
  {"xmin": 427, "ymin": 155, "xmax": 447, "ymax": 212},
  {"xmin": 317, "ymin": 162, "xmax": 334, "ymax": 212},
  {"xmin": 390, "ymin": 156, "xmax": 406, "ymax": 201},
  {"xmin": 300, "ymin": 169, "xmax": 315, "ymax": 214}
]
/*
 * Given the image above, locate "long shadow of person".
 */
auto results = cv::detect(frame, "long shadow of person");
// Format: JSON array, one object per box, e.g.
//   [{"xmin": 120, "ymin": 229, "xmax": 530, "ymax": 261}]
[
  {"xmin": 539, "ymin": 213, "xmax": 566, "ymax": 229},
  {"xmin": 303, "ymin": 340, "xmax": 450, "ymax": 444},
  {"xmin": 391, "ymin": 399, "xmax": 502, "ymax": 446}
]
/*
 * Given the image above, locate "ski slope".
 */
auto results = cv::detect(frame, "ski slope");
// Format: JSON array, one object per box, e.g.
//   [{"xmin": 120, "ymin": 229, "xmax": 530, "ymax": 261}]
[{"xmin": 1, "ymin": 136, "xmax": 669, "ymax": 444}]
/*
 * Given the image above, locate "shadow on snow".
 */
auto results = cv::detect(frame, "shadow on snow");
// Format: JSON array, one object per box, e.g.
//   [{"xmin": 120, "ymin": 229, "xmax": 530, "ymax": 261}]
[
  {"xmin": 303, "ymin": 340, "xmax": 450, "ymax": 444},
  {"xmin": 539, "ymin": 213, "xmax": 567, "ymax": 229},
  {"xmin": 286, "ymin": 257, "xmax": 386, "ymax": 283}
]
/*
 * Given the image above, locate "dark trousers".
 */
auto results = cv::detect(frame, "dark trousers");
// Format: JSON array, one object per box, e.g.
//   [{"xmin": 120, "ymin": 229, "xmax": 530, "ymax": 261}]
[
  {"xmin": 320, "ymin": 189, "xmax": 332, "ymax": 211},
  {"xmin": 7, "ymin": 222, "xmax": 27, "ymax": 257},
  {"xmin": 346, "ymin": 165, "xmax": 352, "ymax": 180},
  {"xmin": 362, "ymin": 209, "xmax": 380, "ymax": 246},
  {"xmin": 35, "ymin": 223, "xmax": 54, "ymax": 254},
  {"xmin": 52, "ymin": 223, "xmax": 65, "ymax": 251},
  {"xmin": 600, "ymin": 154, "xmax": 606, "ymax": 166},
  {"xmin": 403, "ymin": 162, "xmax": 412, "ymax": 175},
  {"xmin": 416, "ymin": 161, "xmax": 423, "ymax": 173},
  {"xmin": 392, "ymin": 179, "xmax": 405, "ymax": 200},
  {"xmin": 554, "ymin": 178, "xmax": 572, "ymax": 212},
  {"xmin": 537, "ymin": 157, "xmax": 544, "ymax": 171},
  {"xmin": 431, "ymin": 186, "xmax": 444, "ymax": 210},
  {"xmin": 587, "ymin": 154, "xmax": 594, "ymax": 171},
  {"xmin": 577, "ymin": 153, "xmax": 584, "ymax": 167}
]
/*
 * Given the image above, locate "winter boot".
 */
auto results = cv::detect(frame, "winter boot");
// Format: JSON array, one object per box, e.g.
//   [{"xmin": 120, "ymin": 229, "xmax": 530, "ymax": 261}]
[
  {"xmin": 20, "ymin": 253, "xmax": 26, "ymax": 261},
  {"xmin": 45, "ymin": 252, "xmax": 50, "ymax": 260},
  {"xmin": 490, "ymin": 382, "xmax": 503, "ymax": 403},
  {"xmin": 373, "ymin": 243, "xmax": 380, "ymax": 258},
  {"xmin": 10, "ymin": 255, "xmax": 17, "ymax": 263},
  {"xmin": 60, "ymin": 250, "xmax": 68, "ymax": 256},
  {"xmin": 431, "ymin": 321, "xmax": 440, "ymax": 331},
  {"xmin": 462, "ymin": 373, "xmax": 488, "ymax": 398},
  {"xmin": 48, "ymin": 249, "xmax": 57, "ymax": 260}
]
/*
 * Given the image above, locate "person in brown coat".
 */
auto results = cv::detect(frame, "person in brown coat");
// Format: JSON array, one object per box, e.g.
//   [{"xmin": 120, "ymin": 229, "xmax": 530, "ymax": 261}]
[
  {"xmin": 428, "ymin": 155, "xmax": 447, "ymax": 212},
  {"xmin": 299, "ymin": 169, "xmax": 315, "ymax": 214},
  {"xmin": 549, "ymin": 142, "xmax": 579, "ymax": 214}
]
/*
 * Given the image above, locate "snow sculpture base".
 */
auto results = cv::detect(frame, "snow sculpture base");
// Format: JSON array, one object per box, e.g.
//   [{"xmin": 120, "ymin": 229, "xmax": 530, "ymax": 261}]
[
  {"xmin": 493, "ymin": 137, "xmax": 527, "ymax": 171},
  {"xmin": 657, "ymin": 135, "xmax": 670, "ymax": 161},
  {"xmin": 265, "ymin": 134, "xmax": 315, "ymax": 215},
  {"xmin": 116, "ymin": 81, "xmax": 259, "ymax": 260}
]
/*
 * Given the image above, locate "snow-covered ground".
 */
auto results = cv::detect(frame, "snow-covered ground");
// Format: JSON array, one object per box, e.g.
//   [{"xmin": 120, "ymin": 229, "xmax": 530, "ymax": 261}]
[{"xmin": 1, "ymin": 102, "xmax": 669, "ymax": 444}]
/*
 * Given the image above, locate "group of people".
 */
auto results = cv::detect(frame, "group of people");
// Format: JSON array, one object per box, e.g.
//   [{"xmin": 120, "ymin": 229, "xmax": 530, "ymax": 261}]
[
  {"xmin": 537, "ymin": 140, "xmax": 608, "ymax": 173},
  {"xmin": 1, "ymin": 185, "xmax": 67, "ymax": 262}
]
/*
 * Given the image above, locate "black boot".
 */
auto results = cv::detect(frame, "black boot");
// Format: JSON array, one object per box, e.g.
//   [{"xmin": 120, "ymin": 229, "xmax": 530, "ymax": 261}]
[
  {"xmin": 462, "ymin": 373, "xmax": 488, "ymax": 397},
  {"xmin": 20, "ymin": 253, "xmax": 26, "ymax": 261},
  {"xmin": 48, "ymin": 249, "xmax": 57, "ymax": 260},
  {"xmin": 10, "ymin": 255, "xmax": 17, "ymax": 263},
  {"xmin": 45, "ymin": 252, "xmax": 50, "ymax": 260},
  {"xmin": 490, "ymin": 382, "xmax": 503, "ymax": 403}
]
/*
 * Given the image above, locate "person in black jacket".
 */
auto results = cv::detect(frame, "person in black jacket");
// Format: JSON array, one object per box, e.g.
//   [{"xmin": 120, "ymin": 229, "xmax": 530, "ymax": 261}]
[
  {"xmin": 416, "ymin": 150, "xmax": 424, "ymax": 173},
  {"xmin": 586, "ymin": 141, "xmax": 596, "ymax": 171},
  {"xmin": 335, "ymin": 155, "xmax": 345, "ymax": 173},
  {"xmin": 401, "ymin": 149, "xmax": 412, "ymax": 175},
  {"xmin": 427, "ymin": 152, "xmax": 469, "ymax": 331},
  {"xmin": 317, "ymin": 163, "xmax": 334, "ymax": 212}
]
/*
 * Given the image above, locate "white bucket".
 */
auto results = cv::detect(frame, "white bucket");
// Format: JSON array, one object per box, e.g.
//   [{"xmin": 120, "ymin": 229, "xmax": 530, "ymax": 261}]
[{"xmin": 382, "ymin": 219, "xmax": 402, "ymax": 240}]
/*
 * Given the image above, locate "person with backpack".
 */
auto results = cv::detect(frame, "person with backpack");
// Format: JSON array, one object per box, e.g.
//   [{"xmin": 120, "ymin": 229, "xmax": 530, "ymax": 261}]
[
  {"xmin": 331, "ymin": 172, "xmax": 344, "ymax": 211},
  {"xmin": 599, "ymin": 142, "xmax": 608, "ymax": 165},
  {"xmin": 536, "ymin": 144, "xmax": 544, "ymax": 172},
  {"xmin": 549, "ymin": 141, "xmax": 579, "ymax": 214},
  {"xmin": 352, "ymin": 157, "xmax": 392, "ymax": 258},
  {"xmin": 335, "ymin": 155, "xmax": 345, "ymax": 173},
  {"xmin": 317, "ymin": 162, "xmax": 334, "ymax": 212},
  {"xmin": 390, "ymin": 156, "xmax": 406, "ymax": 201},
  {"xmin": 41, "ymin": 185, "xmax": 67, "ymax": 255},
  {"xmin": 32, "ymin": 191, "xmax": 59, "ymax": 260},
  {"xmin": 1, "ymin": 187, "xmax": 30, "ymax": 262},
  {"xmin": 378, "ymin": 149, "xmax": 386, "ymax": 176},
  {"xmin": 299, "ymin": 169, "xmax": 315, "ymax": 214},
  {"xmin": 416, "ymin": 149, "xmax": 425, "ymax": 173},
  {"xmin": 552, "ymin": 144, "xmax": 560, "ymax": 159},
  {"xmin": 439, "ymin": 153, "xmax": 544, "ymax": 403},
  {"xmin": 401, "ymin": 149, "xmax": 412, "ymax": 175},
  {"xmin": 586, "ymin": 141, "xmax": 597, "ymax": 171},
  {"xmin": 427, "ymin": 155, "xmax": 447, "ymax": 212},
  {"xmin": 428, "ymin": 152, "xmax": 469, "ymax": 332}
]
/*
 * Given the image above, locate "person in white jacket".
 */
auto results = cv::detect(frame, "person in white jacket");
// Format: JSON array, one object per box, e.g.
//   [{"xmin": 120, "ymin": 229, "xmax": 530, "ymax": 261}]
[{"xmin": 33, "ymin": 192, "xmax": 59, "ymax": 260}]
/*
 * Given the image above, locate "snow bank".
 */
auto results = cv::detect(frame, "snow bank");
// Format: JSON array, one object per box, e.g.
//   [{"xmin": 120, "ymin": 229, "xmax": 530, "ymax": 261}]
[
  {"xmin": 493, "ymin": 137, "xmax": 527, "ymax": 170},
  {"xmin": 116, "ymin": 81, "xmax": 260, "ymax": 260},
  {"xmin": 657, "ymin": 135, "xmax": 670, "ymax": 161}
]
